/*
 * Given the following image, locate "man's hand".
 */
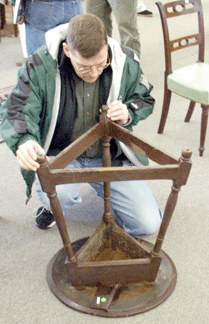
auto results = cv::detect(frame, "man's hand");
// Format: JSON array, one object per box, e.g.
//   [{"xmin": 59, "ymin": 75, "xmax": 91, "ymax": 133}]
[
  {"xmin": 16, "ymin": 140, "xmax": 46, "ymax": 171},
  {"xmin": 107, "ymin": 100, "xmax": 129, "ymax": 125},
  {"xmin": 12, "ymin": 5, "xmax": 24, "ymax": 25},
  {"xmin": 17, "ymin": 15, "xmax": 24, "ymax": 25}
]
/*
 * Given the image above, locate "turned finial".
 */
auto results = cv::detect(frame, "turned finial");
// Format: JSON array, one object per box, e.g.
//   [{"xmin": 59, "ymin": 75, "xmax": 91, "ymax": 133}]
[
  {"xmin": 181, "ymin": 149, "xmax": 192, "ymax": 161},
  {"xmin": 101, "ymin": 105, "xmax": 109, "ymax": 114},
  {"xmin": 36, "ymin": 154, "xmax": 46, "ymax": 165}
]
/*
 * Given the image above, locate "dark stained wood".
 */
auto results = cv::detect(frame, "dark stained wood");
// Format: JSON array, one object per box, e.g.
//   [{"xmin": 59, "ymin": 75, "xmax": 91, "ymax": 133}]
[
  {"xmin": 156, "ymin": 0, "xmax": 208, "ymax": 156},
  {"xmin": 37, "ymin": 107, "xmax": 192, "ymax": 290}
]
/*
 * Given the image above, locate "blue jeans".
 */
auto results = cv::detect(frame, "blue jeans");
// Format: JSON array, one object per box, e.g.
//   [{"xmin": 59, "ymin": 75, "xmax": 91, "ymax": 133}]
[
  {"xmin": 36, "ymin": 157, "xmax": 162, "ymax": 236},
  {"xmin": 24, "ymin": 0, "xmax": 83, "ymax": 55}
]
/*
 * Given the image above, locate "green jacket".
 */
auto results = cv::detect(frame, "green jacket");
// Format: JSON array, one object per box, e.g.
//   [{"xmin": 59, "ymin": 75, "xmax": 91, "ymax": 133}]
[{"xmin": 0, "ymin": 23, "xmax": 155, "ymax": 198}]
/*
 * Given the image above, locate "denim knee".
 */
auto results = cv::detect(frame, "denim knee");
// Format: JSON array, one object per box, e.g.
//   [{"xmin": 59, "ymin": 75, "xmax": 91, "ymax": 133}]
[{"xmin": 118, "ymin": 209, "xmax": 162, "ymax": 236}]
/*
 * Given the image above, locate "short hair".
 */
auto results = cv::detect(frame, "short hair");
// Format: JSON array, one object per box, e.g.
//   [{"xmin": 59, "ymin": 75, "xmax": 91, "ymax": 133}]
[{"xmin": 66, "ymin": 13, "xmax": 108, "ymax": 58}]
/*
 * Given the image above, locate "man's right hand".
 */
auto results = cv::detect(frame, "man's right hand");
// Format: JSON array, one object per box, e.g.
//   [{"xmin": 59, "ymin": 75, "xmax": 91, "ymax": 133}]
[{"xmin": 16, "ymin": 140, "xmax": 46, "ymax": 171}]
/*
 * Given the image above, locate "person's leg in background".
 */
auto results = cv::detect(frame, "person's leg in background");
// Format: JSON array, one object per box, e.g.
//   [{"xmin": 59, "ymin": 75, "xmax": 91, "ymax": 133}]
[
  {"xmin": 86, "ymin": 0, "xmax": 140, "ymax": 56},
  {"xmin": 137, "ymin": 0, "xmax": 153, "ymax": 17},
  {"xmin": 108, "ymin": 0, "xmax": 141, "ymax": 56},
  {"xmin": 16, "ymin": 23, "xmax": 28, "ymax": 66},
  {"xmin": 24, "ymin": 0, "xmax": 83, "ymax": 56},
  {"xmin": 86, "ymin": 0, "xmax": 112, "ymax": 38}
]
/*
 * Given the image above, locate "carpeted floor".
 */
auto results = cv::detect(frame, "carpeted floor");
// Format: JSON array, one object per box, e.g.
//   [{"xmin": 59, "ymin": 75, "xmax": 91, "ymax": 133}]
[
  {"xmin": 0, "ymin": 85, "xmax": 13, "ymax": 143},
  {"xmin": 0, "ymin": 85, "xmax": 13, "ymax": 107}
]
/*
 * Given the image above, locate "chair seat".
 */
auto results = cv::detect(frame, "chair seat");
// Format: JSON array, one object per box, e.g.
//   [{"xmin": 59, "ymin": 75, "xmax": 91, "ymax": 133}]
[{"xmin": 168, "ymin": 62, "xmax": 209, "ymax": 105}]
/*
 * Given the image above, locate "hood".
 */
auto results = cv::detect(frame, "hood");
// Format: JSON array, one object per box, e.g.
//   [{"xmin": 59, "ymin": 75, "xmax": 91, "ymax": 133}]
[{"xmin": 45, "ymin": 23, "xmax": 69, "ymax": 60}]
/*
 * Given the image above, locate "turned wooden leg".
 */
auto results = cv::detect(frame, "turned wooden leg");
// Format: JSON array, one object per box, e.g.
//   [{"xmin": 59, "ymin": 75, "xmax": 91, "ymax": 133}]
[
  {"xmin": 158, "ymin": 87, "xmax": 172, "ymax": 134},
  {"xmin": 36, "ymin": 154, "xmax": 75, "ymax": 262},
  {"xmin": 199, "ymin": 104, "xmax": 209, "ymax": 156},
  {"xmin": 13, "ymin": 23, "xmax": 18, "ymax": 37},
  {"xmin": 152, "ymin": 149, "xmax": 192, "ymax": 255},
  {"xmin": 184, "ymin": 100, "xmax": 196, "ymax": 122},
  {"xmin": 0, "ymin": 3, "xmax": 5, "ymax": 29}
]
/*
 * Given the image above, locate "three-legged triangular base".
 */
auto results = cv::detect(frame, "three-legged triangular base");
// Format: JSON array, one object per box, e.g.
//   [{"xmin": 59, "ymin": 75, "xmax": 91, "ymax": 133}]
[
  {"xmin": 37, "ymin": 106, "xmax": 192, "ymax": 316},
  {"xmin": 47, "ymin": 237, "xmax": 177, "ymax": 317}
]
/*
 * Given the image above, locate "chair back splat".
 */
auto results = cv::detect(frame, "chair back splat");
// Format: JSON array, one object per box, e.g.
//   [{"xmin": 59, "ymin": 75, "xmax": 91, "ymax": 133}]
[
  {"xmin": 156, "ymin": 0, "xmax": 209, "ymax": 156},
  {"xmin": 36, "ymin": 106, "xmax": 192, "ymax": 316}
]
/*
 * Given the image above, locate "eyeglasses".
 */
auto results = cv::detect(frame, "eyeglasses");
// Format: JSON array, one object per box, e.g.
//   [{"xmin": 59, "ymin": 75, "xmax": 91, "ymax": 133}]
[{"xmin": 73, "ymin": 56, "xmax": 110, "ymax": 74}]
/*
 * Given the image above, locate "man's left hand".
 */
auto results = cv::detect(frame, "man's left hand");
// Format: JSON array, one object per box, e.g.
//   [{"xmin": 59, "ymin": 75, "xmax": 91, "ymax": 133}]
[{"xmin": 107, "ymin": 100, "xmax": 129, "ymax": 125}]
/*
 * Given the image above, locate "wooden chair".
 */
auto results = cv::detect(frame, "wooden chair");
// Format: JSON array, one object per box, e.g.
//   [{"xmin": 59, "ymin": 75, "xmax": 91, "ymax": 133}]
[
  {"xmin": 0, "ymin": 1, "xmax": 18, "ymax": 43},
  {"xmin": 0, "ymin": 2, "xmax": 5, "ymax": 42},
  {"xmin": 156, "ymin": 0, "xmax": 209, "ymax": 156},
  {"xmin": 36, "ymin": 107, "xmax": 192, "ymax": 316}
]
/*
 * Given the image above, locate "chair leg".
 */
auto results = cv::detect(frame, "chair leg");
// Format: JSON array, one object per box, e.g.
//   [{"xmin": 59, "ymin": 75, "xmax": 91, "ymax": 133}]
[
  {"xmin": 0, "ymin": 3, "xmax": 5, "ymax": 29},
  {"xmin": 13, "ymin": 23, "xmax": 18, "ymax": 37},
  {"xmin": 184, "ymin": 101, "xmax": 196, "ymax": 122},
  {"xmin": 199, "ymin": 104, "xmax": 209, "ymax": 156},
  {"xmin": 158, "ymin": 88, "xmax": 172, "ymax": 134}
]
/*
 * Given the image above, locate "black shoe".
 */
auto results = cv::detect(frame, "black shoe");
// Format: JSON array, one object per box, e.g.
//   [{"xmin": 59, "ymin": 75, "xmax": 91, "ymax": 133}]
[
  {"xmin": 35, "ymin": 207, "xmax": 56, "ymax": 229},
  {"xmin": 137, "ymin": 10, "xmax": 153, "ymax": 17}
]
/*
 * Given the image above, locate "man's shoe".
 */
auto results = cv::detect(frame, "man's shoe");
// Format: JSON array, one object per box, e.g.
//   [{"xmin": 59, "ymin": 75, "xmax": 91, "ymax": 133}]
[
  {"xmin": 35, "ymin": 207, "xmax": 56, "ymax": 229},
  {"xmin": 137, "ymin": 10, "xmax": 153, "ymax": 17}
]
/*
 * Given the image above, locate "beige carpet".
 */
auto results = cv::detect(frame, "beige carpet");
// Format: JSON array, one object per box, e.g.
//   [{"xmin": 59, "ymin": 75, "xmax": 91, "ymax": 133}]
[{"xmin": 0, "ymin": 85, "xmax": 13, "ymax": 105}]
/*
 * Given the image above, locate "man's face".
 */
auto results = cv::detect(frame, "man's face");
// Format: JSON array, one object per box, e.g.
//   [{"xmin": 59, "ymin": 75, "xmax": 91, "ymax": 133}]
[{"xmin": 63, "ymin": 43, "xmax": 109, "ymax": 83}]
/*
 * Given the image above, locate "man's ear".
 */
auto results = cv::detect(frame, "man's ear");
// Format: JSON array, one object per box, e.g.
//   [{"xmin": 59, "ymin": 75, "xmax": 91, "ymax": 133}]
[{"xmin": 63, "ymin": 42, "xmax": 71, "ymax": 58}]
